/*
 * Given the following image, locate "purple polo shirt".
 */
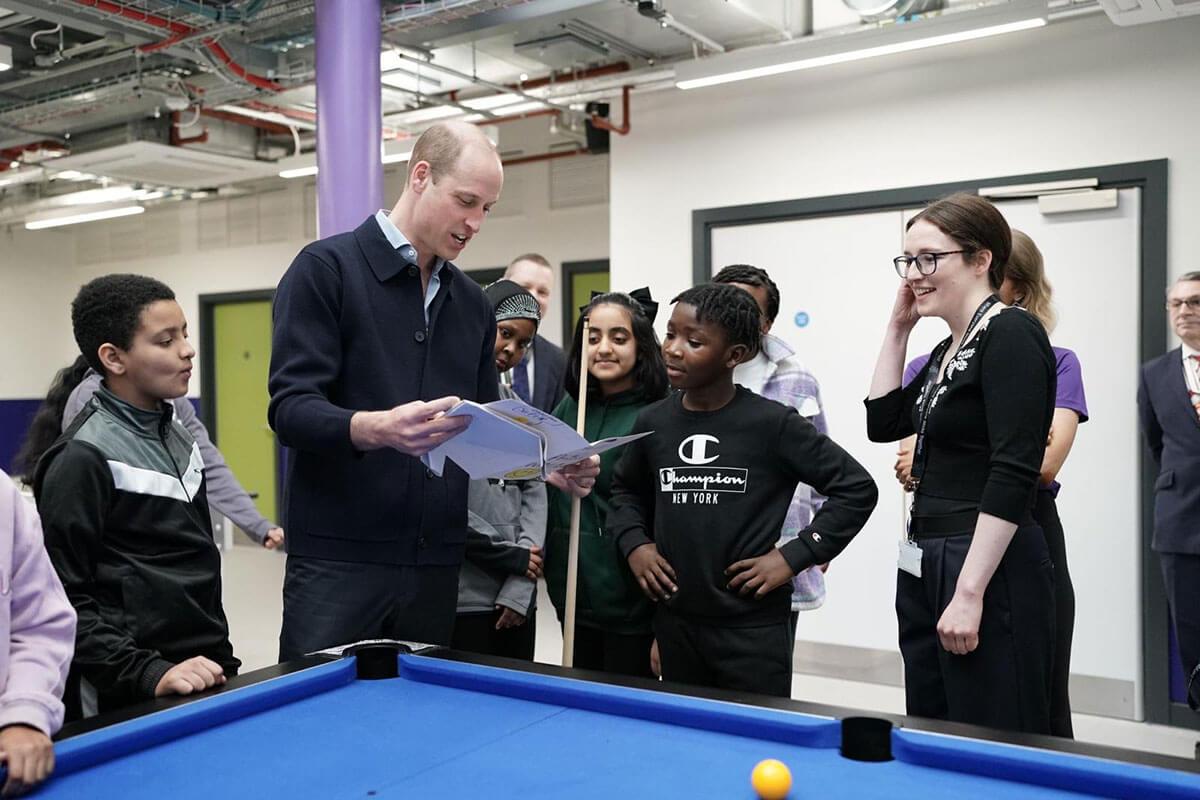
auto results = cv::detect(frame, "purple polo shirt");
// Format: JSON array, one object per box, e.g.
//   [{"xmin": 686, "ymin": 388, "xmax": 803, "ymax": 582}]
[{"xmin": 904, "ymin": 346, "xmax": 1088, "ymax": 495}]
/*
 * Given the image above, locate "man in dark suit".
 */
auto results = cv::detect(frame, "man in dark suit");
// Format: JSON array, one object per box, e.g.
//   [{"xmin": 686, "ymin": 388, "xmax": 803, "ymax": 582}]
[
  {"xmin": 1138, "ymin": 270, "xmax": 1200, "ymax": 708},
  {"xmin": 504, "ymin": 253, "xmax": 566, "ymax": 412}
]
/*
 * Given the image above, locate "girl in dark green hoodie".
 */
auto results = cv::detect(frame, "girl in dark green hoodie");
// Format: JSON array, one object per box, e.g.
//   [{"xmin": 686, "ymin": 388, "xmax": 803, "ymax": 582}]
[{"xmin": 546, "ymin": 290, "xmax": 668, "ymax": 678}]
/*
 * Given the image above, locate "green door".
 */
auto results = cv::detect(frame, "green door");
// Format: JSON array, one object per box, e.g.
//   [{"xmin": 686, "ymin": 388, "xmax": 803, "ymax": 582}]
[
  {"xmin": 212, "ymin": 300, "xmax": 276, "ymax": 525},
  {"xmin": 567, "ymin": 267, "xmax": 610, "ymax": 345}
]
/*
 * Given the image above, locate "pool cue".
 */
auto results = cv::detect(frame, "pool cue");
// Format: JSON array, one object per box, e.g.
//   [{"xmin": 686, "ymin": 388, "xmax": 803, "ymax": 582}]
[{"xmin": 561, "ymin": 315, "xmax": 591, "ymax": 668}]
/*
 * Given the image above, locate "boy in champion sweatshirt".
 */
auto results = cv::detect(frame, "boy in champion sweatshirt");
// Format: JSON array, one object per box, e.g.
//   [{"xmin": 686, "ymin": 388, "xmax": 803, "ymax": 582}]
[{"xmin": 609, "ymin": 284, "xmax": 878, "ymax": 697}]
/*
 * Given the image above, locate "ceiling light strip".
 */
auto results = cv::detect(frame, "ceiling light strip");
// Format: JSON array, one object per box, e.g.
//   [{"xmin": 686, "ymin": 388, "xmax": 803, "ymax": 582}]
[
  {"xmin": 25, "ymin": 205, "xmax": 145, "ymax": 230},
  {"xmin": 677, "ymin": 16, "xmax": 1047, "ymax": 90}
]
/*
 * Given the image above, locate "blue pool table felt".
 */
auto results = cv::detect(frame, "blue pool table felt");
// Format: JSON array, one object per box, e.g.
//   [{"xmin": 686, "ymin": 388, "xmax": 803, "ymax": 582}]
[{"xmin": 44, "ymin": 654, "xmax": 1200, "ymax": 799}]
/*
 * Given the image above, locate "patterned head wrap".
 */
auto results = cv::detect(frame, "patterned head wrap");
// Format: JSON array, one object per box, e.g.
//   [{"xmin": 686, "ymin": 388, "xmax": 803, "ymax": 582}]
[{"xmin": 484, "ymin": 279, "xmax": 541, "ymax": 328}]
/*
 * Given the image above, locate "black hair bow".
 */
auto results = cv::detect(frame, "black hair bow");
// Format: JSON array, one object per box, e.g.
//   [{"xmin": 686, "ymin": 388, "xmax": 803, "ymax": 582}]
[{"xmin": 584, "ymin": 286, "xmax": 659, "ymax": 324}]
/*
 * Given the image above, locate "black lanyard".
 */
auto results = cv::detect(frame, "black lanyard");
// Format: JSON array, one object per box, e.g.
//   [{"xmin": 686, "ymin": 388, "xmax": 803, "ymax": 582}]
[{"xmin": 908, "ymin": 294, "xmax": 1000, "ymax": 491}]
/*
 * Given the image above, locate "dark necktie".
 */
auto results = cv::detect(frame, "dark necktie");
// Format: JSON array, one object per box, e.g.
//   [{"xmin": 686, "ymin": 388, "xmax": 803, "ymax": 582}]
[{"xmin": 512, "ymin": 358, "xmax": 532, "ymax": 405}]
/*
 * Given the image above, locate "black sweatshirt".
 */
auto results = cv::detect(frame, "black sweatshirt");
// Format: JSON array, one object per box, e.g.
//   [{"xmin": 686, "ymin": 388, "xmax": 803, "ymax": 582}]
[
  {"xmin": 34, "ymin": 386, "xmax": 238, "ymax": 712},
  {"xmin": 609, "ymin": 388, "xmax": 878, "ymax": 625},
  {"xmin": 865, "ymin": 308, "xmax": 1055, "ymax": 524}
]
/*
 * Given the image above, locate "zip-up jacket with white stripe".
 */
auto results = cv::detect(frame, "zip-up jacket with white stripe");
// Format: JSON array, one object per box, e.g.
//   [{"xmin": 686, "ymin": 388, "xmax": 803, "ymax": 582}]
[{"xmin": 33, "ymin": 384, "xmax": 238, "ymax": 713}]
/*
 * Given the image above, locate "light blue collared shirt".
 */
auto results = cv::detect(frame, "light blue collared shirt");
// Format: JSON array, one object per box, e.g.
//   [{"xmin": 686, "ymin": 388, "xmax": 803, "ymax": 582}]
[{"xmin": 375, "ymin": 210, "xmax": 444, "ymax": 325}]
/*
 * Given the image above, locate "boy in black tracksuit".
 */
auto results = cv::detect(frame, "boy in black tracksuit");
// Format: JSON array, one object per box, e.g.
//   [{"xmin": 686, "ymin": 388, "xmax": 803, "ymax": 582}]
[
  {"xmin": 34, "ymin": 275, "xmax": 238, "ymax": 717},
  {"xmin": 609, "ymin": 284, "xmax": 877, "ymax": 697}
]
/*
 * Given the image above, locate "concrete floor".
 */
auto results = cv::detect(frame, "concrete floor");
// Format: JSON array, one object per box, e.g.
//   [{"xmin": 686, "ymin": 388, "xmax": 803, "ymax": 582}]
[{"xmin": 222, "ymin": 544, "xmax": 1200, "ymax": 761}]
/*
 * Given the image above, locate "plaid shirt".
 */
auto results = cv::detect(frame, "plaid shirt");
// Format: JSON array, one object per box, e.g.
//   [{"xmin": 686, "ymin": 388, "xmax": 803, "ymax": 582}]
[{"xmin": 734, "ymin": 334, "xmax": 828, "ymax": 611}]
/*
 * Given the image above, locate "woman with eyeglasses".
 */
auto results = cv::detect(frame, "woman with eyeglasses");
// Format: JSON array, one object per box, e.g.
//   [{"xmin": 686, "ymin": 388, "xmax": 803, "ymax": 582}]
[
  {"xmin": 894, "ymin": 229, "xmax": 1087, "ymax": 738},
  {"xmin": 865, "ymin": 193, "xmax": 1057, "ymax": 735}
]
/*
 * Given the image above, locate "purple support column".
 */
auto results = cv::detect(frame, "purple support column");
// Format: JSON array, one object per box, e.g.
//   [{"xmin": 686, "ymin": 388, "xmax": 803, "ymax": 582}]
[{"xmin": 315, "ymin": 0, "xmax": 382, "ymax": 237}]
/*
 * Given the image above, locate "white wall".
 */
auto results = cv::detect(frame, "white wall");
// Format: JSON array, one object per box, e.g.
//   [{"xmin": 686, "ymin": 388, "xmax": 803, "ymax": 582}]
[
  {"xmin": 609, "ymin": 14, "xmax": 1200, "ymax": 300},
  {"xmin": 607, "ymin": 13, "xmax": 1200, "ymax": 694},
  {"xmin": 0, "ymin": 226, "xmax": 79, "ymax": 398},
  {"xmin": 0, "ymin": 146, "xmax": 610, "ymax": 399}
]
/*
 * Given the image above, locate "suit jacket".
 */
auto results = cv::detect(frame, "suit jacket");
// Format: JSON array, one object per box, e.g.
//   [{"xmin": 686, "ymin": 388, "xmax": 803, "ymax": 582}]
[
  {"xmin": 1138, "ymin": 347, "xmax": 1200, "ymax": 554},
  {"xmin": 531, "ymin": 335, "xmax": 566, "ymax": 414}
]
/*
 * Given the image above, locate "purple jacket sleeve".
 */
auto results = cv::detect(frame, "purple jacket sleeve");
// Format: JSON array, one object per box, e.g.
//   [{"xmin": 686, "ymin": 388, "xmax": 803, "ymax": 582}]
[
  {"xmin": 0, "ymin": 473, "xmax": 75, "ymax": 736},
  {"xmin": 172, "ymin": 399, "xmax": 274, "ymax": 543},
  {"xmin": 1053, "ymin": 348, "xmax": 1089, "ymax": 422}
]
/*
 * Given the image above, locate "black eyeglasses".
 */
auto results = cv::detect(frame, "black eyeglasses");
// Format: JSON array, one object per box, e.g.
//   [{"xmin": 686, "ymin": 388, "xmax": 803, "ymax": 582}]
[
  {"xmin": 893, "ymin": 250, "xmax": 966, "ymax": 278},
  {"xmin": 1167, "ymin": 297, "xmax": 1200, "ymax": 312}
]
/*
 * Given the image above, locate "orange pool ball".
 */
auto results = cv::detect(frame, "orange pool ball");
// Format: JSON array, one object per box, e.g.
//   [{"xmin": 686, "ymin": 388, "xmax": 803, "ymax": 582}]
[{"xmin": 751, "ymin": 758, "xmax": 792, "ymax": 800}]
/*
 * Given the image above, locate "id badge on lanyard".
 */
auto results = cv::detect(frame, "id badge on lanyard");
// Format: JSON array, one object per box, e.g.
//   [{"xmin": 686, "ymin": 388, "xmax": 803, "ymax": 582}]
[
  {"xmin": 899, "ymin": 294, "xmax": 999, "ymax": 579},
  {"xmin": 898, "ymin": 540, "xmax": 923, "ymax": 578}
]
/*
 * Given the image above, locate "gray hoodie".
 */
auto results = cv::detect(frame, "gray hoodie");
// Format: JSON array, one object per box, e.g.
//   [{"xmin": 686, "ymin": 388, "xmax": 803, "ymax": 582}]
[{"xmin": 456, "ymin": 390, "xmax": 547, "ymax": 617}]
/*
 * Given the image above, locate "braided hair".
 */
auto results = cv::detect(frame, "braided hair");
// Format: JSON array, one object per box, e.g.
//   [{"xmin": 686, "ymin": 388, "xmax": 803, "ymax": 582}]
[
  {"xmin": 671, "ymin": 284, "xmax": 761, "ymax": 360},
  {"xmin": 712, "ymin": 264, "xmax": 780, "ymax": 324}
]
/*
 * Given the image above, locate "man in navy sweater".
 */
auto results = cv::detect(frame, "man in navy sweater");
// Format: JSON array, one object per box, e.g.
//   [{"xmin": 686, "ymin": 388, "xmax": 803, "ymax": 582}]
[{"xmin": 269, "ymin": 122, "xmax": 596, "ymax": 660}]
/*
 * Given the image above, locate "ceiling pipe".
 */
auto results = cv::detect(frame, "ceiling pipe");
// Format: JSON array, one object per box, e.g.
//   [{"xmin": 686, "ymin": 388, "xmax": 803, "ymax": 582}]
[
  {"xmin": 502, "ymin": 148, "xmax": 586, "ymax": 167},
  {"xmin": 69, "ymin": 0, "xmax": 286, "ymax": 92},
  {"xmin": 512, "ymin": 62, "xmax": 630, "ymax": 92},
  {"xmin": 200, "ymin": 107, "xmax": 294, "ymax": 135},
  {"xmin": 588, "ymin": 85, "xmax": 630, "ymax": 135},
  {"xmin": 169, "ymin": 110, "xmax": 207, "ymax": 145},
  {"xmin": 477, "ymin": 108, "xmax": 559, "ymax": 127}
]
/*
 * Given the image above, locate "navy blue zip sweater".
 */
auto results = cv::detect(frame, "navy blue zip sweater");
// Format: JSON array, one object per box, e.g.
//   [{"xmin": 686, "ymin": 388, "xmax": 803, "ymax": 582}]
[{"xmin": 268, "ymin": 216, "xmax": 500, "ymax": 565}]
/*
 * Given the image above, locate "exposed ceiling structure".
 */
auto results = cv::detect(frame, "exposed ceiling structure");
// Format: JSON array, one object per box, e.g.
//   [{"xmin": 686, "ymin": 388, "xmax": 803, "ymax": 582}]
[{"xmin": 0, "ymin": 0, "xmax": 1180, "ymax": 229}]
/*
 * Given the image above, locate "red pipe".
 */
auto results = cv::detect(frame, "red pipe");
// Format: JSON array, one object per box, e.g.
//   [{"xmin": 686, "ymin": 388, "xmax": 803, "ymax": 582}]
[
  {"xmin": 589, "ymin": 86, "xmax": 630, "ymax": 136},
  {"xmin": 200, "ymin": 108, "xmax": 294, "ymax": 135},
  {"xmin": 516, "ymin": 62, "xmax": 629, "ymax": 91},
  {"xmin": 70, "ymin": 0, "xmax": 285, "ymax": 92},
  {"xmin": 502, "ymin": 148, "xmax": 586, "ymax": 167},
  {"xmin": 476, "ymin": 108, "xmax": 559, "ymax": 127},
  {"xmin": 169, "ymin": 111, "xmax": 208, "ymax": 145},
  {"xmin": 204, "ymin": 41, "xmax": 285, "ymax": 92},
  {"xmin": 243, "ymin": 100, "xmax": 316, "ymax": 123},
  {"xmin": 0, "ymin": 141, "xmax": 69, "ymax": 171}
]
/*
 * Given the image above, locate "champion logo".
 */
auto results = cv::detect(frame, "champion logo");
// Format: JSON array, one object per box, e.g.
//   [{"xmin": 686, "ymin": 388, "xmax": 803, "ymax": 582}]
[{"xmin": 678, "ymin": 434, "xmax": 720, "ymax": 465}]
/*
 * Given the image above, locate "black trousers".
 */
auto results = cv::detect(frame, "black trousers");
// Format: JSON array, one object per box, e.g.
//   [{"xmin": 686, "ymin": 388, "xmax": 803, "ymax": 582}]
[
  {"xmin": 452, "ymin": 610, "xmax": 537, "ymax": 661},
  {"xmin": 1160, "ymin": 552, "xmax": 1200, "ymax": 707},
  {"xmin": 1035, "ymin": 488, "xmax": 1076, "ymax": 738},
  {"xmin": 279, "ymin": 554, "xmax": 460, "ymax": 662},
  {"xmin": 653, "ymin": 608, "xmax": 793, "ymax": 698},
  {"xmin": 568, "ymin": 625, "xmax": 656, "ymax": 680},
  {"xmin": 896, "ymin": 524, "xmax": 1055, "ymax": 734}
]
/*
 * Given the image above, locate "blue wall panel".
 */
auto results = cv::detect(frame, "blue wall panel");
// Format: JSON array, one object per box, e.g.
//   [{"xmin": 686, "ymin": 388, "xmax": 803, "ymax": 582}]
[{"xmin": 0, "ymin": 399, "xmax": 42, "ymax": 476}]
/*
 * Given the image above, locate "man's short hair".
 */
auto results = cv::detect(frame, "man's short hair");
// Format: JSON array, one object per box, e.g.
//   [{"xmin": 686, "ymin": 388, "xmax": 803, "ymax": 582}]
[
  {"xmin": 1177, "ymin": 271, "xmax": 1200, "ymax": 284},
  {"xmin": 72, "ymin": 274, "xmax": 176, "ymax": 374},
  {"xmin": 406, "ymin": 122, "xmax": 496, "ymax": 185},
  {"xmin": 506, "ymin": 253, "xmax": 552, "ymax": 273}
]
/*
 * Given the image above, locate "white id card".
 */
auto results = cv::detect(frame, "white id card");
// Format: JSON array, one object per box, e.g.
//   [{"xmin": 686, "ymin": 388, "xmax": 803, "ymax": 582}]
[{"xmin": 898, "ymin": 540, "xmax": 923, "ymax": 578}]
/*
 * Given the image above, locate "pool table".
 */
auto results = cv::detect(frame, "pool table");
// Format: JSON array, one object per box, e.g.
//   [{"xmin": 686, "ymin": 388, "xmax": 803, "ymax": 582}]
[{"xmin": 41, "ymin": 644, "xmax": 1200, "ymax": 799}]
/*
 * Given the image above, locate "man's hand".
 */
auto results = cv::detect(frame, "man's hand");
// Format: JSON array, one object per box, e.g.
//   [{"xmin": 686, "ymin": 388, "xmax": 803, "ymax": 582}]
[
  {"xmin": 263, "ymin": 527, "xmax": 284, "ymax": 550},
  {"xmin": 649, "ymin": 639, "xmax": 661, "ymax": 678},
  {"xmin": 0, "ymin": 725, "xmax": 53, "ymax": 797},
  {"xmin": 725, "ymin": 549, "xmax": 794, "ymax": 599},
  {"xmin": 937, "ymin": 589, "xmax": 984, "ymax": 655},
  {"xmin": 627, "ymin": 543, "xmax": 677, "ymax": 601},
  {"xmin": 524, "ymin": 546, "xmax": 543, "ymax": 580},
  {"xmin": 155, "ymin": 656, "xmax": 226, "ymax": 697},
  {"xmin": 350, "ymin": 397, "xmax": 470, "ymax": 456},
  {"xmin": 547, "ymin": 455, "xmax": 600, "ymax": 498},
  {"xmin": 495, "ymin": 605, "xmax": 526, "ymax": 629}
]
